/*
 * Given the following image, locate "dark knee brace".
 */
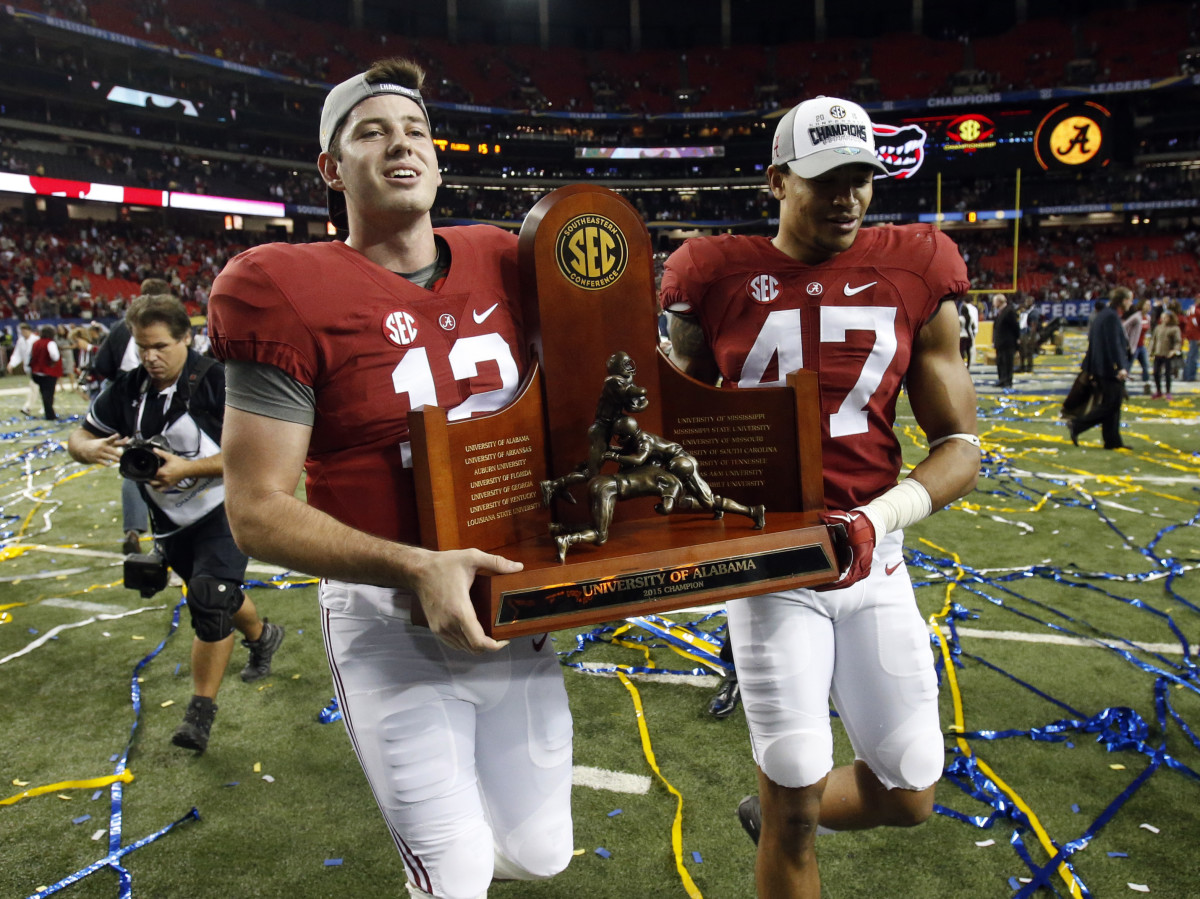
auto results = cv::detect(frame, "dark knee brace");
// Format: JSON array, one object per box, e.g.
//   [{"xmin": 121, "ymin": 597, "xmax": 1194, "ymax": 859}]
[{"xmin": 186, "ymin": 576, "xmax": 245, "ymax": 642}]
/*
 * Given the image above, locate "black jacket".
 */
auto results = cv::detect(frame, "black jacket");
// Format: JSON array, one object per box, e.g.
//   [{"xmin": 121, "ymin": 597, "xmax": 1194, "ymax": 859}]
[
  {"xmin": 84, "ymin": 349, "xmax": 224, "ymax": 444},
  {"xmin": 82, "ymin": 349, "xmax": 225, "ymax": 531},
  {"xmin": 91, "ymin": 320, "xmax": 132, "ymax": 382},
  {"xmin": 993, "ymin": 304, "xmax": 1021, "ymax": 350},
  {"xmin": 1083, "ymin": 307, "xmax": 1131, "ymax": 380}
]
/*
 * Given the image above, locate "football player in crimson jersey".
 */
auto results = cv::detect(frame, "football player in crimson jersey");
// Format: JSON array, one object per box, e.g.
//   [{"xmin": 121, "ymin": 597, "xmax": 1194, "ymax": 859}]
[
  {"xmin": 661, "ymin": 96, "xmax": 981, "ymax": 899},
  {"xmin": 208, "ymin": 59, "xmax": 572, "ymax": 899}
]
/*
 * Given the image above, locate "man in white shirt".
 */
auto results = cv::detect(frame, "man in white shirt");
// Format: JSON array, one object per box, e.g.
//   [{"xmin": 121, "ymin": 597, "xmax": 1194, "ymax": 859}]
[
  {"xmin": 6, "ymin": 322, "xmax": 39, "ymax": 415},
  {"xmin": 958, "ymin": 298, "xmax": 979, "ymax": 368}
]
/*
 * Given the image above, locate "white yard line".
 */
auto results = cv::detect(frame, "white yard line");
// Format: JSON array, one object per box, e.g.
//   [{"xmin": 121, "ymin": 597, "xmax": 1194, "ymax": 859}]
[
  {"xmin": 577, "ymin": 606, "xmax": 1196, "ymax": 659},
  {"xmin": 0, "ymin": 604, "xmax": 167, "ymax": 665},
  {"xmin": 10, "ymin": 542, "xmax": 291, "ymax": 575},
  {"xmin": 39, "ymin": 597, "xmax": 121, "ymax": 613},
  {"xmin": 940, "ymin": 625, "xmax": 1196, "ymax": 656},
  {"xmin": 571, "ymin": 662, "xmax": 722, "ymax": 687},
  {"xmin": 0, "ymin": 566, "xmax": 91, "ymax": 582},
  {"xmin": 572, "ymin": 765, "xmax": 652, "ymax": 795}
]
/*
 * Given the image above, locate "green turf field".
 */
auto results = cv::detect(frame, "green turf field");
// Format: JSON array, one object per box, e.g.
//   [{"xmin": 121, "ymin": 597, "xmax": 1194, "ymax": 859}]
[{"xmin": 1, "ymin": 335, "xmax": 1197, "ymax": 899}]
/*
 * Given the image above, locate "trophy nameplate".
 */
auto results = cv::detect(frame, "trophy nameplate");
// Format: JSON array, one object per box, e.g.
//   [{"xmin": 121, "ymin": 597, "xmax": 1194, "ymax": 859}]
[{"xmin": 410, "ymin": 184, "xmax": 837, "ymax": 638}]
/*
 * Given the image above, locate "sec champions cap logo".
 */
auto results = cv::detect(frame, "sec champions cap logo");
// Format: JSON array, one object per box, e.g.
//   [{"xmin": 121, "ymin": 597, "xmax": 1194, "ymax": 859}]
[{"xmin": 555, "ymin": 214, "xmax": 628, "ymax": 290}]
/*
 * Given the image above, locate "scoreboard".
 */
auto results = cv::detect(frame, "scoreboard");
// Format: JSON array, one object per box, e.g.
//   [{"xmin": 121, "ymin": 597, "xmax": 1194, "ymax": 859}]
[{"xmin": 872, "ymin": 98, "xmax": 1130, "ymax": 178}]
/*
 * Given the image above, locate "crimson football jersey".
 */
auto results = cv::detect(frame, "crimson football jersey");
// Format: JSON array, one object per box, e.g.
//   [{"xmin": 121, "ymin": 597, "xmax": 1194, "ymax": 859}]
[
  {"xmin": 660, "ymin": 224, "xmax": 969, "ymax": 510},
  {"xmin": 209, "ymin": 225, "xmax": 525, "ymax": 544}
]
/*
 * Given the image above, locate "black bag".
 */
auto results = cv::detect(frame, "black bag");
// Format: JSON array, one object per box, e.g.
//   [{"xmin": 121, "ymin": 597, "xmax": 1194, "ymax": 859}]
[{"xmin": 1061, "ymin": 371, "xmax": 1101, "ymax": 421}]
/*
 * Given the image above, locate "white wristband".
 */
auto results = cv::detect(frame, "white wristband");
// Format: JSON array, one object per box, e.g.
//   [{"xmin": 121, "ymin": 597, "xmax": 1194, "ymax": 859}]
[
  {"xmin": 929, "ymin": 433, "xmax": 981, "ymax": 449},
  {"xmin": 855, "ymin": 478, "xmax": 933, "ymax": 541}
]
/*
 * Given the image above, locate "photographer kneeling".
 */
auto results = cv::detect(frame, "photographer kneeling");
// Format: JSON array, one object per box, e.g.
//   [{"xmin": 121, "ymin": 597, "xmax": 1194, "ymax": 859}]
[{"xmin": 68, "ymin": 294, "xmax": 284, "ymax": 754}]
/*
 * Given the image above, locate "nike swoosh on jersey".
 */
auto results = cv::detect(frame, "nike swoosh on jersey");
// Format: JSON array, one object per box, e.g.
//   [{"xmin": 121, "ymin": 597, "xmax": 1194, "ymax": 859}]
[
  {"xmin": 473, "ymin": 302, "xmax": 500, "ymax": 323},
  {"xmin": 885, "ymin": 561, "xmax": 903, "ymax": 576},
  {"xmin": 843, "ymin": 281, "xmax": 878, "ymax": 296}
]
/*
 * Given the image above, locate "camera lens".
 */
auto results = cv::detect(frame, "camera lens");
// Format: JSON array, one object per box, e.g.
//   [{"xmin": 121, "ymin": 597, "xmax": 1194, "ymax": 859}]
[{"xmin": 119, "ymin": 445, "xmax": 163, "ymax": 482}]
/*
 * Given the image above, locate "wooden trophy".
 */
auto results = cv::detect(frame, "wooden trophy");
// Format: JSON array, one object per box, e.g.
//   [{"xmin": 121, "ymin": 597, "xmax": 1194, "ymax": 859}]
[{"xmin": 409, "ymin": 184, "xmax": 837, "ymax": 638}]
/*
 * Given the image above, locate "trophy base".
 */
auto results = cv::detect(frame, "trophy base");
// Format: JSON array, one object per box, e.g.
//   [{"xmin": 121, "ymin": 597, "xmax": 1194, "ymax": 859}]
[{"xmin": 461, "ymin": 512, "xmax": 836, "ymax": 638}]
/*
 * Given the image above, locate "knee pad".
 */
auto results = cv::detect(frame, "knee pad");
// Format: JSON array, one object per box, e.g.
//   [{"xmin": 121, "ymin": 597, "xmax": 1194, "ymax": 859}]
[
  {"xmin": 861, "ymin": 708, "xmax": 944, "ymax": 791},
  {"xmin": 492, "ymin": 827, "xmax": 573, "ymax": 882},
  {"xmin": 418, "ymin": 820, "xmax": 496, "ymax": 899},
  {"xmin": 186, "ymin": 576, "xmax": 244, "ymax": 642},
  {"xmin": 757, "ymin": 730, "xmax": 835, "ymax": 790}
]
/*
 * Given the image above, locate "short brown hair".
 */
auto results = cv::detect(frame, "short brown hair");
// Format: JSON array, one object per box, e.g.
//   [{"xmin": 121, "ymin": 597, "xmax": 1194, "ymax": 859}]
[
  {"xmin": 140, "ymin": 278, "xmax": 172, "ymax": 296},
  {"xmin": 126, "ymin": 294, "xmax": 191, "ymax": 341},
  {"xmin": 327, "ymin": 57, "xmax": 427, "ymax": 160},
  {"xmin": 1109, "ymin": 286, "xmax": 1133, "ymax": 309}
]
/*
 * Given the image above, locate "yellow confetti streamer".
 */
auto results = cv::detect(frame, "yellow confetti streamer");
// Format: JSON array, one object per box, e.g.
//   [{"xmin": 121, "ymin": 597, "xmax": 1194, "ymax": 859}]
[
  {"xmin": 1, "ymin": 772, "xmax": 134, "ymax": 807},
  {"xmin": 924, "ymin": 537, "xmax": 1084, "ymax": 899},
  {"xmin": 616, "ymin": 670, "xmax": 703, "ymax": 899}
]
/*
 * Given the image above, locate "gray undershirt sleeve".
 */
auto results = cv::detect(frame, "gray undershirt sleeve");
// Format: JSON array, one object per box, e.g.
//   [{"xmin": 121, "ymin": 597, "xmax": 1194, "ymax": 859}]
[
  {"xmin": 223, "ymin": 234, "xmax": 450, "ymax": 426},
  {"xmin": 224, "ymin": 359, "xmax": 316, "ymax": 426}
]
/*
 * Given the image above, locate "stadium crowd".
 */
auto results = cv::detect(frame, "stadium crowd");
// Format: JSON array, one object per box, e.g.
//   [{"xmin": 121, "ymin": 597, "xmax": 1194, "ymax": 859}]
[
  {"xmin": 2, "ymin": 1, "xmax": 1197, "ymax": 382},
  {"xmin": 0, "ymin": 214, "xmax": 237, "ymax": 321},
  {"xmin": 17, "ymin": 0, "xmax": 1200, "ymax": 113},
  {"xmin": 2, "ymin": 214, "xmax": 1197, "ymax": 347}
]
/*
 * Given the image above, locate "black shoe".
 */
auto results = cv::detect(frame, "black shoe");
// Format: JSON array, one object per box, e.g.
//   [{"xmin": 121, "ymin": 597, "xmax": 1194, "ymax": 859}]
[
  {"xmin": 1068, "ymin": 424, "xmax": 1079, "ymax": 447},
  {"xmin": 123, "ymin": 530, "xmax": 142, "ymax": 555},
  {"xmin": 707, "ymin": 673, "xmax": 741, "ymax": 719},
  {"xmin": 240, "ymin": 620, "xmax": 284, "ymax": 682},
  {"xmin": 172, "ymin": 696, "xmax": 217, "ymax": 753},
  {"xmin": 737, "ymin": 794, "xmax": 761, "ymax": 845}
]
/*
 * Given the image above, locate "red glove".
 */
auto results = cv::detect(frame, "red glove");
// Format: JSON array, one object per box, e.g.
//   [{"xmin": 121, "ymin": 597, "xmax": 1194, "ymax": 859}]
[{"xmin": 816, "ymin": 509, "xmax": 877, "ymax": 591}]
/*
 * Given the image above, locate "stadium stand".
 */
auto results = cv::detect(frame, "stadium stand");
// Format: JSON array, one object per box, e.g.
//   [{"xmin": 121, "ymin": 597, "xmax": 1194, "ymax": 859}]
[{"xmin": 0, "ymin": 0, "xmax": 1197, "ymax": 325}]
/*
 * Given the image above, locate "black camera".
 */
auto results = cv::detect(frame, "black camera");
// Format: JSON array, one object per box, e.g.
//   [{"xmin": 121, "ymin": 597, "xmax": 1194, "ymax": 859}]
[
  {"xmin": 124, "ymin": 549, "xmax": 169, "ymax": 598},
  {"xmin": 119, "ymin": 436, "xmax": 170, "ymax": 482}
]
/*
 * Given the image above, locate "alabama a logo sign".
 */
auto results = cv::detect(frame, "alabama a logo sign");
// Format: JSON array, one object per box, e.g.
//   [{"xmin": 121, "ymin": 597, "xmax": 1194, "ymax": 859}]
[
  {"xmin": 1034, "ymin": 101, "xmax": 1113, "ymax": 171},
  {"xmin": 555, "ymin": 214, "xmax": 629, "ymax": 290}
]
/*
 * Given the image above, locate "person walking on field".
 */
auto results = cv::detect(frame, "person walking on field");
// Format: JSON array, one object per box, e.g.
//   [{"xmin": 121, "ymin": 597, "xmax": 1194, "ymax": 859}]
[
  {"xmin": 208, "ymin": 58, "xmax": 573, "ymax": 899},
  {"xmin": 1179, "ymin": 302, "xmax": 1199, "ymax": 382},
  {"xmin": 1123, "ymin": 298, "xmax": 1151, "ymax": 394},
  {"xmin": 958, "ymin": 297, "xmax": 978, "ymax": 369},
  {"xmin": 67, "ymin": 294, "xmax": 285, "ymax": 753},
  {"xmin": 7, "ymin": 322, "xmax": 39, "ymax": 414},
  {"xmin": 29, "ymin": 325, "xmax": 63, "ymax": 420},
  {"xmin": 991, "ymin": 294, "xmax": 1020, "ymax": 387},
  {"xmin": 1070, "ymin": 287, "xmax": 1133, "ymax": 450},
  {"xmin": 1149, "ymin": 310, "xmax": 1182, "ymax": 400},
  {"xmin": 662, "ymin": 95, "xmax": 980, "ymax": 899}
]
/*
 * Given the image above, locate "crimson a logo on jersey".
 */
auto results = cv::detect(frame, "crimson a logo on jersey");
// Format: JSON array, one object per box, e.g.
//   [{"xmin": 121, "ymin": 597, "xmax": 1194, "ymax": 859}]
[
  {"xmin": 383, "ymin": 310, "xmax": 419, "ymax": 347},
  {"xmin": 747, "ymin": 273, "xmax": 780, "ymax": 304},
  {"xmin": 806, "ymin": 282, "xmax": 824, "ymax": 296}
]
